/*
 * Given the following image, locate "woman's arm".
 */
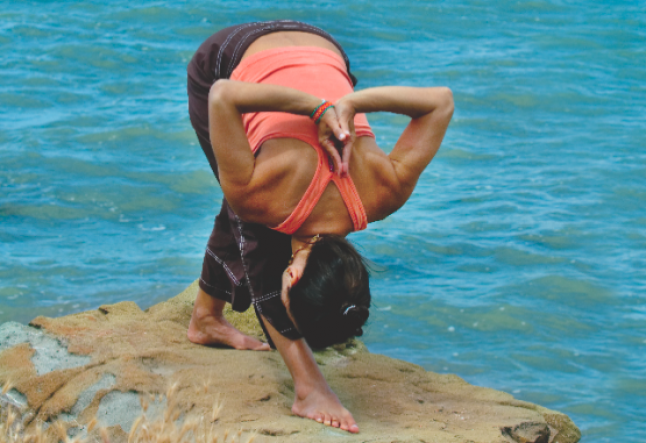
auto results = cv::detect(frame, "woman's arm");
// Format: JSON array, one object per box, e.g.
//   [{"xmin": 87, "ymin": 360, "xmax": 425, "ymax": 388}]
[
  {"xmin": 208, "ymin": 80, "xmax": 349, "ymax": 204},
  {"xmin": 336, "ymin": 86, "xmax": 454, "ymax": 202}
]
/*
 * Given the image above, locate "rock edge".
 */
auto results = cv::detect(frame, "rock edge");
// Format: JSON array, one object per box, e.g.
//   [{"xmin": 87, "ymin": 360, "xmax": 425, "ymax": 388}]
[{"xmin": 0, "ymin": 281, "xmax": 581, "ymax": 443}]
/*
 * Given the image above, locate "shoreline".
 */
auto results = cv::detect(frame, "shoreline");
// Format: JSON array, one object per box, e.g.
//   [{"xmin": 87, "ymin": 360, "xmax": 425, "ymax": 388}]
[{"xmin": 0, "ymin": 281, "xmax": 581, "ymax": 443}]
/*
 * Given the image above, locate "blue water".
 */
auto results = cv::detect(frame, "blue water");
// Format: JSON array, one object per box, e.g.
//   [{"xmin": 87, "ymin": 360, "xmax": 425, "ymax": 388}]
[{"xmin": 1, "ymin": 1, "xmax": 644, "ymax": 441}]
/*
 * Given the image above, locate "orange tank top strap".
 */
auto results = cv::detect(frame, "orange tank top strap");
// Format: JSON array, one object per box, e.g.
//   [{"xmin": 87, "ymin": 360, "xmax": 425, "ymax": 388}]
[
  {"xmin": 272, "ymin": 148, "xmax": 368, "ymax": 235},
  {"xmin": 331, "ymin": 174, "xmax": 368, "ymax": 231},
  {"xmin": 272, "ymin": 147, "xmax": 330, "ymax": 235}
]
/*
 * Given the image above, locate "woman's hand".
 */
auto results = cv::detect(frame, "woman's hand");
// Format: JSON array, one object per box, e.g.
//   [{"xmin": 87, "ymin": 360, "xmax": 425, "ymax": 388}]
[
  {"xmin": 333, "ymin": 96, "xmax": 357, "ymax": 177},
  {"xmin": 317, "ymin": 99, "xmax": 355, "ymax": 177}
]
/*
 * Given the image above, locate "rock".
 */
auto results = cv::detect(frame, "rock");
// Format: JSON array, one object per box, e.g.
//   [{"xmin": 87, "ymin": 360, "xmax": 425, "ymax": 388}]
[
  {"xmin": 0, "ymin": 281, "xmax": 581, "ymax": 443},
  {"xmin": 501, "ymin": 421, "xmax": 550, "ymax": 443}
]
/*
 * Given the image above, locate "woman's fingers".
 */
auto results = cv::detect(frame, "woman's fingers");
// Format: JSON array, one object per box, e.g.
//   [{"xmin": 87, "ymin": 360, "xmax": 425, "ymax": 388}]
[
  {"xmin": 318, "ymin": 106, "xmax": 355, "ymax": 176},
  {"xmin": 322, "ymin": 138, "xmax": 343, "ymax": 173},
  {"xmin": 340, "ymin": 143, "xmax": 352, "ymax": 177},
  {"xmin": 331, "ymin": 126, "xmax": 352, "ymax": 177},
  {"xmin": 337, "ymin": 112, "xmax": 353, "ymax": 142},
  {"xmin": 318, "ymin": 112, "xmax": 342, "ymax": 174},
  {"xmin": 334, "ymin": 99, "xmax": 357, "ymax": 177},
  {"xmin": 331, "ymin": 123, "xmax": 349, "ymax": 144}
]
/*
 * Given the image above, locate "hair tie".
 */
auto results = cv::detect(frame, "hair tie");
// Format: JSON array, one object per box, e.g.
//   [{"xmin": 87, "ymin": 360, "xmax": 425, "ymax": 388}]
[{"xmin": 342, "ymin": 305, "xmax": 356, "ymax": 316}]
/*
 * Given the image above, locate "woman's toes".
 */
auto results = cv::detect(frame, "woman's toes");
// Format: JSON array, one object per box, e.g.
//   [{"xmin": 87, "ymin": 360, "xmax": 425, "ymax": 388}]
[
  {"xmin": 238, "ymin": 335, "xmax": 270, "ymax": 351},
  {"xmin": 323, "ymin": 413, "xmax": 332, "ymax": 426},
  {"xmin": 349, "ymin": 423, "xmax": 360, "ymax": 434},
  {"xmin": 331, "ymin": 419, "xmax": 340, "ymax": 428}
]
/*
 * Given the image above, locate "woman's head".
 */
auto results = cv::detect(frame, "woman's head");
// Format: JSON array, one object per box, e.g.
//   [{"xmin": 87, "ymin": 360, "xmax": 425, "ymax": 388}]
[{"xmin": 283, "ymin": 234, "xmax": 370, "ymax": 349}]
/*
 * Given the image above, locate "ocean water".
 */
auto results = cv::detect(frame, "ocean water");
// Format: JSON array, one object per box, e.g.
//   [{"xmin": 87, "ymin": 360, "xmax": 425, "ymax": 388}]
[{"xmin": 1, "ymin": 1, "xmax": 644, "ymax": 441}]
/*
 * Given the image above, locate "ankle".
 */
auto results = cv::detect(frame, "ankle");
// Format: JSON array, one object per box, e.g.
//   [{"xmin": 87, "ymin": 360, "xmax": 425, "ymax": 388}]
[
  {"xmin": 294, "ymin": 379, "xmax": 332, "ymax": 401},
  {"xmin": 192, "ymin": 289, "xmax": 227, "ymax": 320},
  {"xmin": 192, "ymin": 305, "xmax": 221, "ymax": 320}
]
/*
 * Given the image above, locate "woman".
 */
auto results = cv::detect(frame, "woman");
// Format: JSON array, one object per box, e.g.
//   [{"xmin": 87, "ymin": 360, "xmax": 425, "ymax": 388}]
[{"xmin": 186, "ymin": 21, "xmax": 453, "ymax": 434}]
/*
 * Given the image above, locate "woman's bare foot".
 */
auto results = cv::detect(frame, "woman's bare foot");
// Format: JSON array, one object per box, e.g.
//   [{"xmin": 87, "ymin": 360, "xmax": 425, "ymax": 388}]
[
  {"xmin": 292, "ymin": 386, "xmax": 359, "ymax": 433},
  {"xmin": 187, "ymin": 289, "xmax": 270, "ymax": 351},
  {"xmin": 258, "ymin": 313, "xmax": 359, "ymax": 433}
]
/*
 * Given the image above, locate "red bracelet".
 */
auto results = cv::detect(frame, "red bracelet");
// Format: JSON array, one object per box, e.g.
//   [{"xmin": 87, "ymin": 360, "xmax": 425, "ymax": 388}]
[
  {"xmin": 309, "ymin": 99, "xmax": 326, "ymax": 118},
  {"xmin": 311, "ymin": 101, "xmax": 335, "ymax": 124}
]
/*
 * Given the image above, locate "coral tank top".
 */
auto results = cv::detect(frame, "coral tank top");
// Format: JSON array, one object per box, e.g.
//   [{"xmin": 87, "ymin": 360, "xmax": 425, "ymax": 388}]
[{"xmin": 230, "ymin": 46, "xmax": 374, "ymax": 234}]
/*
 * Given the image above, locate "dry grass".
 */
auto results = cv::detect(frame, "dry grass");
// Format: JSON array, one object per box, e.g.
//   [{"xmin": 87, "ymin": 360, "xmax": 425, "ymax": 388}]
[{"xmin": 0, "ymin": 382, "xmax": 256, "ymax": 443}]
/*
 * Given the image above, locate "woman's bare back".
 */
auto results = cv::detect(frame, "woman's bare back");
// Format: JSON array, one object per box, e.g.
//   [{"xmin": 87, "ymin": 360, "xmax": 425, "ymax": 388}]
[{"xmin": 237, "ymin": 32, "xmax": 400, "ymax": 237}]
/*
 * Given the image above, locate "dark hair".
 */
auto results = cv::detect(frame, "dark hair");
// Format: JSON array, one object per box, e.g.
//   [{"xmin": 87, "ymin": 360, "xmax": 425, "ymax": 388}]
[{"xmin": 288, "ymin": 235, "xmax": 370, "ymax": 349}]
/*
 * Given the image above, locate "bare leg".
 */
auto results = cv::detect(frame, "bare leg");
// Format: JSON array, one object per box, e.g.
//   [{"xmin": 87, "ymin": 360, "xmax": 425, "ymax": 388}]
[
  {"xmin": 187, "ymin": 288, "xmax": 270, "ymax": 351},
  {"xmin": 261, "ymin": 315, "xmax": 359, "ymax": 433}
]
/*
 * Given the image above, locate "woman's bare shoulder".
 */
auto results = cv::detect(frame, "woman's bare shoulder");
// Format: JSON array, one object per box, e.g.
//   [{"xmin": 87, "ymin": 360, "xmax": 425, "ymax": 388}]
[
  {"xmin": 230, "ymin": 139, "xmax": 318, "ymax": 224},
  {"xmin": 353, "ymin": 137, "xmax": 409, "ymax": 223}
]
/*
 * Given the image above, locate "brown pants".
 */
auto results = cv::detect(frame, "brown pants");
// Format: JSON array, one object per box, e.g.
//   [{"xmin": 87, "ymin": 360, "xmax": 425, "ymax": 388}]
[{"xmin": 186, "ymin": 21, "xmax": 358, "ymax": 345}]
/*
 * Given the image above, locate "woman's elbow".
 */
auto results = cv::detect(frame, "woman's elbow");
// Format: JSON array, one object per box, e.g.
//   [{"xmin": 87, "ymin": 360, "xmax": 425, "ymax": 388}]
[
  {"xmin": 439, "ymin": 87, "xmax": 454, "ymax": 119},
  {"xmin": 208, "ymin": 79, "xmax": 233, "ymax": 106}
]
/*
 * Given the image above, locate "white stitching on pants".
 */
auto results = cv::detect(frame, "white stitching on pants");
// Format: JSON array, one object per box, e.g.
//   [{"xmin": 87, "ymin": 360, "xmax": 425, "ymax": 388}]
[
  {"xmin": 216, "ymin": 22, "xmax": 256, "ymax": 75},
  {"xmin": 235, "ymin": 216, "xmax": 255, "ymax": 300},
  {"xmin": 205, "ymin": 246, "xmax": 240, "ymax": 285},
  {"xmin": 254, "ymin": 303, "xmax": 296, "ymax": 336},
  {"xmin": 215, "ymin": 22, "xmax": 258, "ymax": 77},
  {"xmin": 253, "ymin": 291, "xmax": 280, "ymax": 303},
  {"xmin": 234, "ymin": 214, "xmax": 244, "ymax": 251},
  {"xmin": 199, "ymin": 277, "xmax": 232, "ymax": 295}
]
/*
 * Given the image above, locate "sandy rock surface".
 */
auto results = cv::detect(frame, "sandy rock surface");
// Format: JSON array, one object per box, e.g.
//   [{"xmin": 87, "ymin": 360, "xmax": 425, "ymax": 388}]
[{"xmin": 0, "ymin": 281, "xmax": 580, "ymax": 443}]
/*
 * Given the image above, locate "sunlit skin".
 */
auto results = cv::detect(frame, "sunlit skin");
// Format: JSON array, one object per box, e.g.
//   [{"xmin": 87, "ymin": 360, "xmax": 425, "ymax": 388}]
[{"xmin": 188, "ymin": 31, "xmax": 453, "ymax": 433}]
